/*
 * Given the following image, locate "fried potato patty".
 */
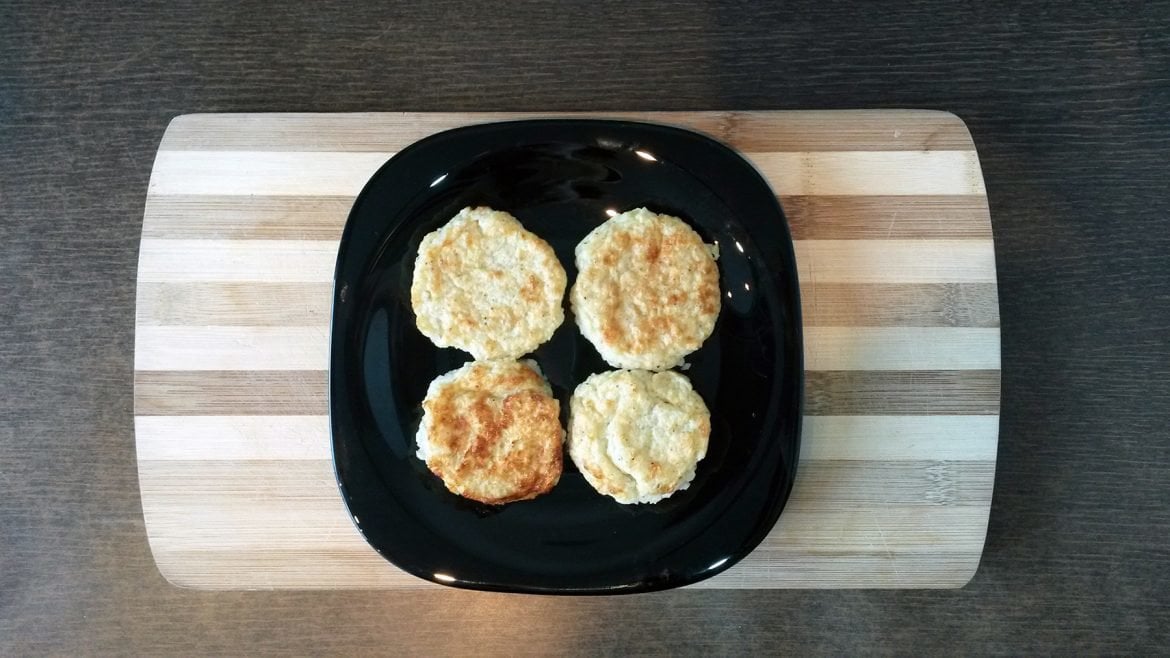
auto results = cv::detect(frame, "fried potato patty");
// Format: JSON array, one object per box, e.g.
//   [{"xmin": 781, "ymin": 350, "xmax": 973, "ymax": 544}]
[
  {"xmin": 412, "ymin": 207, "xmax": 566, "ymax": 360},
  {"xmin": 568, "ymin": 369, "xmax": 710, "ymax": 504},
  {"xmin": 416, "ymin": 360, "xmax": 564, "ymax": 504},
  {"xmin": 570, "ymin": 208, "xmax": 719, "ymax": 370}
]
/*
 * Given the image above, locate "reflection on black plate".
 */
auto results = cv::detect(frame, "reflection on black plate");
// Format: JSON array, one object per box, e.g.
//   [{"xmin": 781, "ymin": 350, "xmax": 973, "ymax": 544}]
[{"xmin": 330, "ymin": 120, "xmax": 803, "ymax": 594}]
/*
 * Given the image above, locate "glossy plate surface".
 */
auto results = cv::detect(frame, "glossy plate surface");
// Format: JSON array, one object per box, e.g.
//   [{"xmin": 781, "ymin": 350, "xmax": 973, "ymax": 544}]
[{"xmin": 330, "ymin": 119, "xmax": 802, "ymax": 594}]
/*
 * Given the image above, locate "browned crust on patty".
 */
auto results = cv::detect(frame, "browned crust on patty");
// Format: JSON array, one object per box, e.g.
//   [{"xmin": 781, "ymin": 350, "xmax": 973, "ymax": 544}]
[
  {"xmin": 572, "ymin": 209, "xmax": 720, "ymax": 370},
  {"xmin": 419, "ymin": 361, "xmax": 563, "ymax": 504}
]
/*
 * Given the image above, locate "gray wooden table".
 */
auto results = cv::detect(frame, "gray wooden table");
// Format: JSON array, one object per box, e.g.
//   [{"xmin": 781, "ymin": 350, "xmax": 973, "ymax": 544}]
[{"xmin": 2, "ymin": 1, "xmax": 1168, "ymax": 653}]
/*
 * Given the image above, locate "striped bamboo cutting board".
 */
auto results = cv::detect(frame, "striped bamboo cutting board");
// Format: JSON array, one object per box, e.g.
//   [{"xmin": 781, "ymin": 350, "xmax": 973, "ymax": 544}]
[{"xmin": 134, "ymin": 111, "xmax": 999, "ymax": 590}]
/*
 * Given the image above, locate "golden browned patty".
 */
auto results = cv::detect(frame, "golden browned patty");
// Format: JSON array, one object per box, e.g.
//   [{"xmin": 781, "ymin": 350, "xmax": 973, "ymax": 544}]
[
  {"xmin": 570, "ymin": 208, "xmax": 720, "ymax": 370},
  {"xmin": 411, "ymin": 206, "xmax": 567, "ymax": 360},
  {"xmin": 416, "ymin": 360, "xmax": 564, "ymax": 504}
]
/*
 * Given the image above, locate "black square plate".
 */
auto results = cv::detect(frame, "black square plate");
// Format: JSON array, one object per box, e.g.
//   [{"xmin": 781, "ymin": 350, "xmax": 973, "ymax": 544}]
[{"xmin": 330, "ymin": 119, "xmax": 802, "ymax": 594}]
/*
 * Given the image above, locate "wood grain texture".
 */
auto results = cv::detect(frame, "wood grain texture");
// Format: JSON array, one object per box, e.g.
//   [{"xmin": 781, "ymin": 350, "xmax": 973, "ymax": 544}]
[
  {"xmin": 140, "ymin": 193, "xmax": 993, "ymax": 240},
  {"xmin": 158, "ymin": 111, "xmax": 979, "ymax": 152},
  {"xmin": 132, "ymin": 325, "xmax": 1001, "ymax": 372},
  {"xmin": 135, "ymin": 281, "xmax": 1002, "ymax": 327},
  {"xmin": 136, "ymin": 457, "xmax": 993, "ymax": 589},
  {"xmin": 5, "ymin": 1, "xmax": 1170, "ymax": 654},
  {"xmin": 133, "ymin": 111, "xmax": 999, "ymax": 590},
  {"xmin": 134, "ymin": 370, "xmax": 329, "ymax": 415},
  {"xmin": 147, "ymin": 149, "xmax": 985, "ymax": 196}
]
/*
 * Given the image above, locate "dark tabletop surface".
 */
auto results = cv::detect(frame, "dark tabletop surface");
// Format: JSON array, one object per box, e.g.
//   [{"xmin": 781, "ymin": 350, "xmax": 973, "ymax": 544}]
[{"xmin": 3, "ymin": 1, "xmax": 1169, "ymax": 653}]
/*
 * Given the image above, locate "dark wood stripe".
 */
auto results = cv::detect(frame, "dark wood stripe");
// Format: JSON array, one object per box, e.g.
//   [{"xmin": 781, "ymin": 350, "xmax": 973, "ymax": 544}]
[
  {"xmin": 135, "ymin": 369, "xmax": 998, "ymax": 416},
  {"xmin": 802, "ymin": 283, "xmax": 1000, "ymax": 327},
  {"xmin": 804, "ymin": 370, "xmax": 1000, "ymax": 415},
  {"xmin": 794, "ymin": 460, "xmax": 995, "ymax": 507},
  {"xmin": 783, "ymin": 195, "xmax": 991, "ymax": 240},
  {"xmin": 160, "ymin": 111, "xmax": 976, "ymax": 153},
  {"xmin": 136, "ymin": 282, "xmax": 335, "ymax": 326},
  {"xmin": 143, "ymin": 194, "xmax": 990, "ymax": 241},
  {"xmin": 142, "ymin": 195, "xmax": 351, "ymax": 240},
  {"xmin": 135, "ymin": 371, "xmax": 327, "ymax": 416}
]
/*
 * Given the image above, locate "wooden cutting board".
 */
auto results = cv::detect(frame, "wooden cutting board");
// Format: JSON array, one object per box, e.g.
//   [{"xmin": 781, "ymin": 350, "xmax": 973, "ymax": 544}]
[{"xmin": 134, "ymin": 111, "xmax": 999, "ymax": 590}]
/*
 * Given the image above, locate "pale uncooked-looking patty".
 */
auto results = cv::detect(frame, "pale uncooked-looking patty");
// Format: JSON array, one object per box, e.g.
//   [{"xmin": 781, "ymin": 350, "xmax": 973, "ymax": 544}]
[
  {"xmin": 570, "ymin": 208, "xmax": 720, "ymax": 371},
  {"xmin": 411, "ymin": 207, "xmax": 567, "ymax": 360},
  {"xmin": 416, "ymin": 360, "xmax": 563, "ymax": 505},
  {"xmin": 568, "ymin": 369, "xmax": 710, "ymax": 504}
]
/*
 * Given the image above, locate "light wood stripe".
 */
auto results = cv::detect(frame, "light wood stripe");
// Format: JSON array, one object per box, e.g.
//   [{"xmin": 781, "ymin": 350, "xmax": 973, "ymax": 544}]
[
  {"xmin": 134, "ymin": 326, "xmax": 998, "ymax": 372},
  {"xmin": 134, "ymin": 370, "xmax": 328, "ymax": 416},
  {"xmin": 804, "ymin": 370, "xmax": 1000, "ymax": 415},
  {"xmin": 800, "ymin": 416, "xmax": 999, "ymax": 461},
  {"xmin": 804, "ymin": 327, "xmax": 999, "ymax": 371},
  {"xmin": 148, "ymin": 151, "xmax": 389, "ymax": 196},
  {"xmin": 136, "ymin": 239, "xmax": 995, "ymax": 284},
  {"xmin": 783, "ymin": 195, "xmax": 991, "ymax": 240},
  {"xmin": 747, "ymin": 151, "xmax": 985, "ymax": 196},
  {"xmin": 147, "ymin": 150, "xmax": 984, "ymax": 197},
  {"xmin": 159, "ymin": 111, "xmax": 976, "ymax": 153},
  {"xmin": 140, "ymin": 193, "xmax": 989, "ymax": 241},
  {"xmin": 135, "ymin": 326, "xmax": 330, "ymax": 371},
  {"xmin": 137, "ymin": 240, "xmax": 338, "ymax": 283},
  {"xmin": 795, "ymin": 240, "xmax": 997, "ymax": 283},
  {"xmin": 801, "ymin": 283, "xmax": 1000, "ymax": 327},
  {"xmin": 135, "ymin": 281, "xmax": 1000, "ymax": 328},
  {"xmin": 138, "ymin": 494, "xmax": 989, "ymax": 548},
  {"xmin": 150, "ymin": 549, "xmax": 983, "ymax": 590},
  {"xmin": 134, "ymin": 370, "xmax": 997, "ymax": 417},
  {"xmin": 135, "ymin": 415, "xmax": 997, "ymax": 462},
  {"xmin": 137, "ymin": 416, "xmax": 334, "ymax": 461}
]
